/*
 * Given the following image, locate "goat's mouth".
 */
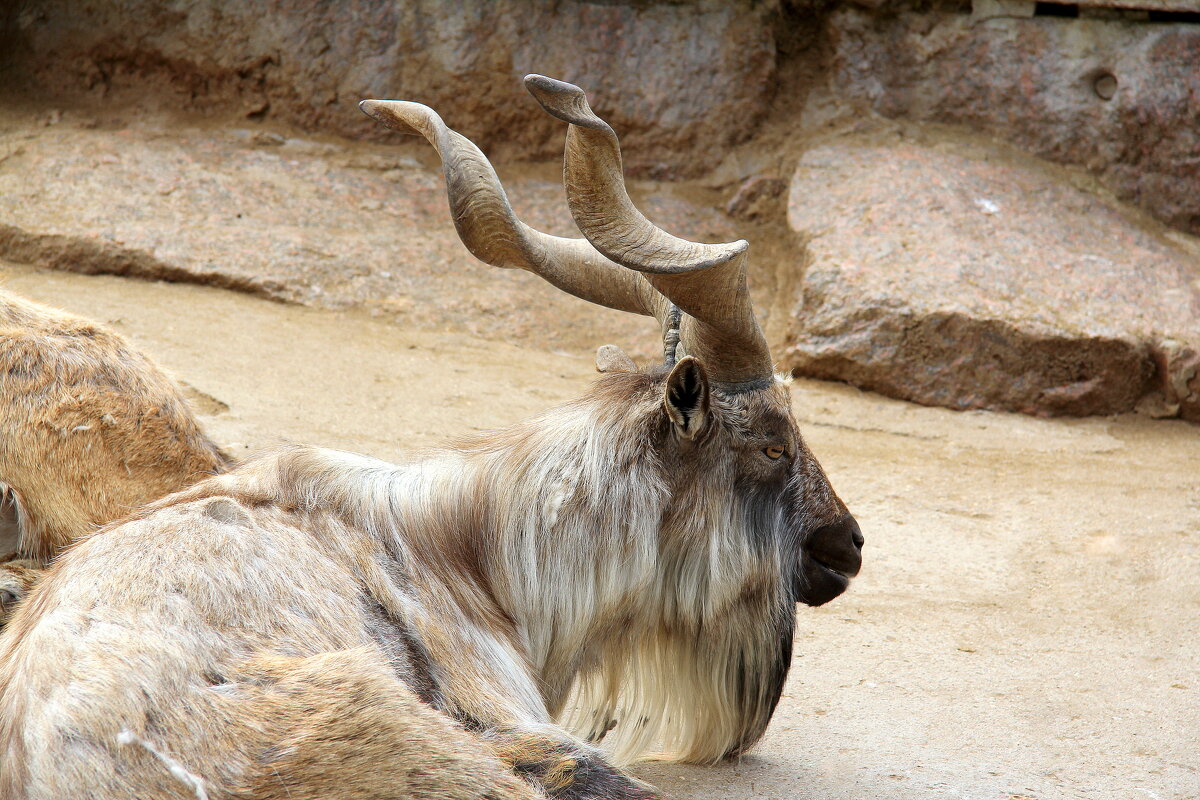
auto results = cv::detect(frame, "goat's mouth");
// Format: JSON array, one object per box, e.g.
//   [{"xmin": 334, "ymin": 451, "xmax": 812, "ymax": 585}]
[
  {"xmin": 813, "ymin": 557, "xmax": 854, "ymax": 581},
  {"xmin": 796, "ymin": 556, "xmax": 852, "ymax": 607},
  {"xmin": 795, "ymin": 513, "xmax": 862, "ymax": 606}
]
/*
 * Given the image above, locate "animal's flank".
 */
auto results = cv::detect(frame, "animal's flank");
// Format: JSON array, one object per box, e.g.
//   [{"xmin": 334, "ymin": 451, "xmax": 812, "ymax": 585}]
[
  {"xmin": 0, "ymin": 289, "xmax": 230, "ymax": 561},
  {"xmin": 115, "ymin": 730, "xmax": 210, "ymax": 800}
]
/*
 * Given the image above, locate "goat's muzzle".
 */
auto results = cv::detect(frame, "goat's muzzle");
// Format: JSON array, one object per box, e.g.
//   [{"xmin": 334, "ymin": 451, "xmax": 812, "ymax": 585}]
[{"xmin": 796, "ymin": 513, "xmax": 863, "ymax": 607}]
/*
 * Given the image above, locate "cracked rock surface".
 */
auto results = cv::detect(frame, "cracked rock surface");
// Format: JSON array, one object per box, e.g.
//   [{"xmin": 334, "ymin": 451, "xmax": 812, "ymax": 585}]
[
  {"xmin": 2, "ymin": 0, "xmax": 775, "ymax": 178},
  {"xmin": 0, "ymin": 108, "xmax": 735, "ymax": 360},
  {"xmin": 826, "ymin": 6, "xmax": 1200, "ymax": 236}
]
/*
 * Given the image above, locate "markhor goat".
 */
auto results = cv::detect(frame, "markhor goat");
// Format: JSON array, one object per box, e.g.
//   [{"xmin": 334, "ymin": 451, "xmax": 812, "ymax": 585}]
[
  {"xmin": 0, "ymin": 290, "xmax": 230, "ymax": 620},
  {"xmin": 0, "ymin": 76, "xmax": 863, "ymax": 800}
]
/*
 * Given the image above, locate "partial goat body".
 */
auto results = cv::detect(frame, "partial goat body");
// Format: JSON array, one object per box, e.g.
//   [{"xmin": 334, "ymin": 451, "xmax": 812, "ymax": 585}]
[
  {"xmin": 0, "ymin": 440, "xmax": 661, "ymax": 799},
  {"xmin": 0, "ymin": 76, "xmax": 862, "ymax": 800},
  {"xmin": 0, "ymin": 376, "xmax": 832, "ymax": 798},
  {"xmin": 0, "ymin": 559, "xmax": 39, "ymax": 628},
  {"xmin": 0, "ymin": 290, "xmax": 230, "ymax": 560}
]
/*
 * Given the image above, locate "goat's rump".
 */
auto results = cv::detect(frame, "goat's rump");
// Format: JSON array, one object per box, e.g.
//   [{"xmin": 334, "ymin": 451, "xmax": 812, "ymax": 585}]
[{"xmin": 0, "ymin": 483, "xmax": 535, "ymax": 800}]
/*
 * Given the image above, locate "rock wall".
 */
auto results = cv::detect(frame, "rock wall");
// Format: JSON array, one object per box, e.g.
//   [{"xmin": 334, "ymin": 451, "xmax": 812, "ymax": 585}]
[
  {"xmin": 6, "ymin": 2, "xmax": 1199, "ymax": 231},
  {"xmin": 825, "ymin": 5, "xmax": 1200, "ymax": 235},
  {"xmin": 2, "ymin": 0, "xmax": 777, "ymax": 177},
  {"xmin": 4, "ymin": 0, "xmax": 1200, "ymax": 421}
]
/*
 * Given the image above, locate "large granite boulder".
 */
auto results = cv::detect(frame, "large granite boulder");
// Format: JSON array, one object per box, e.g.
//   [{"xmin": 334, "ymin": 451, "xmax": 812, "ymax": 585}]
[
  {"xmin": 782, "ymin": 130, "xmax": 1200, "ymax": 421},
  {"xmin": 1, "ymin": 0, "xmax": 776, "ymax": 177},
  {"xmin": 0, "ymin": 112, "xmax": 735, "ymax": 359},
  {"xmin": 826, "ymin": 6, "xmax": 1200, "ymax": 235}
]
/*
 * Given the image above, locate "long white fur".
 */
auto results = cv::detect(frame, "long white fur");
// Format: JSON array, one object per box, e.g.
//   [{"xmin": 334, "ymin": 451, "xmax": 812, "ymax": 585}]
[{"xmin": 245, "ymin": 384, "xmax": 790, "ymax": 764}]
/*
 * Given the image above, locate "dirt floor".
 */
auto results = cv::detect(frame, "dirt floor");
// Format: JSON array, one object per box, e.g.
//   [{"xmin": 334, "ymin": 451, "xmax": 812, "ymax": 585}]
[{"xmin": 2, "ymin": 260, "xmax": 1197, "ymax": 800}]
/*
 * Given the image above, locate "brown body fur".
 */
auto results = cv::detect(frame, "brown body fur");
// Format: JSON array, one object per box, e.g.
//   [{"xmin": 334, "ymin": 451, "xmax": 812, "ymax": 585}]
[{"xmin": 0, "ymin": 290, "xmax": 230, "ymax": 561}]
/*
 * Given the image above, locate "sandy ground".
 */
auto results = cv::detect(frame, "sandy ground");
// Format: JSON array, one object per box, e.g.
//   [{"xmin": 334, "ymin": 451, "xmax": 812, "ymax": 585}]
[{"xmin": 2, "ymin": 260, "xmax": 1196, "ymax": 800}]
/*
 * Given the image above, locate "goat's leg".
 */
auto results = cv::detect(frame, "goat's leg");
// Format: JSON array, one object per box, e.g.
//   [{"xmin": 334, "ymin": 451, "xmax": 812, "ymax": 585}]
[
  {"xmin": 230, "ymin": 649, "xmax": 658, "ymax": 800},
  {"xmin": 224, "ymin": 649, "xmax": 545, "ymax": 800},
  {"xmin": 405, "ymin": 613, "xmax": 660, "ymax": 799},
  {"xmin": 474, "ymin": 724, "xmax": 661, "ymax": 800}
]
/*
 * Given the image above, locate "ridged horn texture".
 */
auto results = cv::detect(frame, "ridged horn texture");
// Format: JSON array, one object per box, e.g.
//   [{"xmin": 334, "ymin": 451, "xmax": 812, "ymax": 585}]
[
  {"xmin": 359, "ymin": 98, "xmax": 664, "ymax": 320},
  {"xmin": 360, "ymin": 75, "xmax": 774, "ymax": 390}
]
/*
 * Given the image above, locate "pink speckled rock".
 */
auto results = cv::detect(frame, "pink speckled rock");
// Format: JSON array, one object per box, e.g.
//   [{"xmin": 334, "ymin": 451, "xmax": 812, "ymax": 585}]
[
  {"xmin": 0, "ymin": 117, "xmax": 735, "ymax": 361},
  {"xmin": 783, "ymin": 133, "xmax": 1200, "ymax": 420}
]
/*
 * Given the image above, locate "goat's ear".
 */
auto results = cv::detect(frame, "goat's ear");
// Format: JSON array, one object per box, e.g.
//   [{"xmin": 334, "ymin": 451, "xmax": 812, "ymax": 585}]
[
  {"xmin": 663, "ymin": 356, "xmax": 710, "ymax": 439},
  {"xmin": 595, "ymin": 344, "xmax": 637, "ymax": 374}
]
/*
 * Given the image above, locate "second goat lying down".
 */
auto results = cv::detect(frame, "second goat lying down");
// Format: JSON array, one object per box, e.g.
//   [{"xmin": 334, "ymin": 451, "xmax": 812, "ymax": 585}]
[
  {"xmin": 0, "ymin": 290, "xmax": 231, "ymax": 616},
  {"xmin": 0, "ymin": 76, "xmax": 863, "ymax": 800}
]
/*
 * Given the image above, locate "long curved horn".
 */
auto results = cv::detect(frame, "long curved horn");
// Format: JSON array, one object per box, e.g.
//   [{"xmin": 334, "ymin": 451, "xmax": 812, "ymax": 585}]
[
  {"xmin": 359, "ymin": 99, "xmax": 668, "ymax": 323},
  {"xmin": 523, "ymin": 75, "xmax": 774, "ymax": 390}
]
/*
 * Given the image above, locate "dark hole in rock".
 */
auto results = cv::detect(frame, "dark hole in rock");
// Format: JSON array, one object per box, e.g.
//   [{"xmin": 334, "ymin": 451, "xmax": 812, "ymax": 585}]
[{"xmin": 1093, "ymin": 72, "xmax": 1118, "ymax": 101}]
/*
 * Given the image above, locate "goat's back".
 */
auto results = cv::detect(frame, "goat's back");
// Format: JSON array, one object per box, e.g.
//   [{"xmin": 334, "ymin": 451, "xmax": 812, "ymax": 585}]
[{"xmin": 0, "ymin": 479, "xmax": 539, "ymax": 800}]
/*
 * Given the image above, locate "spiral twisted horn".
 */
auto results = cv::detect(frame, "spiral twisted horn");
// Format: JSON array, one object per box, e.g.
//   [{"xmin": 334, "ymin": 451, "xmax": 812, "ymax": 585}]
[
  {"xmin": 523, "ymin": 75, "xmax": 773, "ymax": 389},
  {"xmin": 360, "ymin": 75, "xmax": 774, "ymax": 391}
]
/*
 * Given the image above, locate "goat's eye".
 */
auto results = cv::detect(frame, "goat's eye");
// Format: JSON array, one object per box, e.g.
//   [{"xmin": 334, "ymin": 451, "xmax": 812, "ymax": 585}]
[{"xmin": 764, "ymin": 445, "xmax": 785, "ymax": 460}]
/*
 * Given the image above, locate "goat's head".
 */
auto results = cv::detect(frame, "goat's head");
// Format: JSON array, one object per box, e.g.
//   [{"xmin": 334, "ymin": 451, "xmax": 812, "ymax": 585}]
[
  {"xmin": 361, "ymin": 76, "xmax": 861, "ymax": 612},
  {"xmin": 652, "ymin": 359, "xmax": 863, "ymax": 610}
]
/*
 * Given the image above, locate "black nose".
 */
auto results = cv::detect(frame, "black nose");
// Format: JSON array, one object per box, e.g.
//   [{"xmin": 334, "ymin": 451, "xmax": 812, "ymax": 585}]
[{"xmin": 807, "ymin": 513, "xmax": 863, "ymax": 578}]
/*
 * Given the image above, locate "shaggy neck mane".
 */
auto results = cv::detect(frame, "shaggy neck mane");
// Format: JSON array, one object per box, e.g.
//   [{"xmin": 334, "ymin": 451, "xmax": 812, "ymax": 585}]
[{"xmin": 264, "ymin": 373, "xmax": 794, "ymax": 765}]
